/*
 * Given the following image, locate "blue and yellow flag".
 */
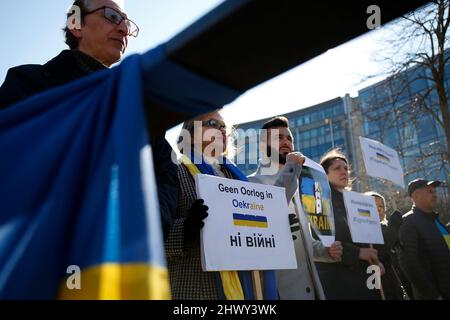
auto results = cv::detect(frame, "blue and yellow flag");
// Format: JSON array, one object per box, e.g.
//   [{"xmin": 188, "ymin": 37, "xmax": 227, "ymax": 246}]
[
  {"xmin": 358, "ymin": 209, "xmax": 371, "ymax": 218},
  {"xmin": 0, "ymin": 43, "xmax": 241, "ymax": 299},
  {"xmin": 376, "ymin": 152, "xmax": 390, "ymax": 163},
  {"xmin": 435, "ymin": 220, "xmax": 450, "ymax": 251},
  {"xmin": 233, "ymin": 214, "xmax": 268, "ymax": 228},
  {"xmin": 0, "ymin": 51, "xmax": 181, "ymax": 299}
]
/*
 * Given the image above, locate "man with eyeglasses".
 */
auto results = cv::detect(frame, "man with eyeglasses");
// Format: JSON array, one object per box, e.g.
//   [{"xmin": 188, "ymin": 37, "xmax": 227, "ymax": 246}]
[
  {"xmin": 0, "ymin": 0, "xmax": 178, "ymax": 240},
  {"xmin": 0, "ymin": 0, "xmax": 136, "ymax": 107}
]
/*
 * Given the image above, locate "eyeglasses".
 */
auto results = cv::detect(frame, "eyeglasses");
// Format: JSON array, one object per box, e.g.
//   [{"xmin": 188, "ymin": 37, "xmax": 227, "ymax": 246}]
[
  {"xmin": 202, "ymin": 119, "xmax": 227, "ymax": 131},
  {"xmin": 85, "ymin": 6, "xmax": 139, "ymax": 37}
]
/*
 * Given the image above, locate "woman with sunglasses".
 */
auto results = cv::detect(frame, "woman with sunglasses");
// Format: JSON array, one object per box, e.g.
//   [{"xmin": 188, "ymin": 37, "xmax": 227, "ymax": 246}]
[{"xmin": 165, "ymin": 110, "xmax": 277, "ymax": 300}]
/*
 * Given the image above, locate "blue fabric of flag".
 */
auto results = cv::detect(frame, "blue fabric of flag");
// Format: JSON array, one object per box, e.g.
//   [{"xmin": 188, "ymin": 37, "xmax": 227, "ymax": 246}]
[{"xmin": 0, "ymin": 44, "xmax": 241, "ymax": 299}]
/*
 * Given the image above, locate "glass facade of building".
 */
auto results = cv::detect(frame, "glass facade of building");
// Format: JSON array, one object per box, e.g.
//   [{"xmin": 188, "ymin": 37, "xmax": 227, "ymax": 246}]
[{"xmin": 358, "ymin": 63, "xmax": 450, "ymax": 193}]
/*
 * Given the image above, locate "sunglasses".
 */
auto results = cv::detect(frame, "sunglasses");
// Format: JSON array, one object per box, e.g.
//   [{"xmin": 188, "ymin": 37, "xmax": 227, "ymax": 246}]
[
  {"xmin": 202, "ymin": 119, "xmax": 227, "ymax": 131},
  {"xmin": 85, "ymin": 6, "xmax": 139, "ymax": 37}
]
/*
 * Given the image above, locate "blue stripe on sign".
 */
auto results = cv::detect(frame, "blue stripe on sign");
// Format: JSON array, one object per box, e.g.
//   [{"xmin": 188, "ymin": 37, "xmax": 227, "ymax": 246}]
[{"xmin": 233, "ymin": 213, "xmax": 267, "ymax": 223}]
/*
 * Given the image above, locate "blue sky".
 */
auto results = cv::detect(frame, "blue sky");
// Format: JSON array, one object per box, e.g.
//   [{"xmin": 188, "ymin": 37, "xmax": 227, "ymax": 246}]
[{"xmin": 1, "ymin": 1, "xmax": 393, "ymax": 146}]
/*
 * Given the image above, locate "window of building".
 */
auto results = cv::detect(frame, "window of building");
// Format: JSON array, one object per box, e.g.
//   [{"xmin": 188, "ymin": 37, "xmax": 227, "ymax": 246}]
[
  {"xmin": 382, "ymin": 127, "xmax": 400, "ymax": 149},
  {"xmin": 358, "ymin": 90, "xmax": 373, "ymax": 110},
  {"xmin": 400, "ymin": 124, "xmax": 418, "ymax": 148},
  {"xmin": 375, "ymin": 84, "xmax": 390, "ymax": 105},
  {"xmin": 303, "ymin": 140, "xmax": 310, "ymax": 148},
  {"xmin": 335, "ymin": 130, "xmax": 344, "ymax": 140},
  {"xmin": 408, "ymin": 68, "xmax": 428, "ymax": 94},
  {"xmin": 333, "ymin": 104, "xmax": 343, "ymax": 116},
  {"xmin": 324, "ymin": 107, "xmax": 333, "ymax": 118},
  {"xmin": 417, "ymin": 115, "xmax": 438, "ymax": 143},
  {"xmin": 304, "ymin": 115, "xmax": 310, "ymax": 125}
]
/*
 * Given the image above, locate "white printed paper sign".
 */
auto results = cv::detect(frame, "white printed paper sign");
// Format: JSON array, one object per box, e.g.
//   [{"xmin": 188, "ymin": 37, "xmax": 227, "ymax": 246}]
[
  {"xmin": 342, "ymin": 190, "xmax": 384, "ymax": 244},
  {"xmin": 359, "ymin": 136, "xmax": 405, "ymax": 188},
  {"xmin": 195, "ymin": 174, "xmax": 297, "ymax": 271}
]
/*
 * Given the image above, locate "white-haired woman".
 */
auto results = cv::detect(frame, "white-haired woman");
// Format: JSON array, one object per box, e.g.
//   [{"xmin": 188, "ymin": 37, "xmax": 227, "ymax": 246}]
[{"xmin": 366, "ymin": 191, "xmax": 406, "ymax": 299}]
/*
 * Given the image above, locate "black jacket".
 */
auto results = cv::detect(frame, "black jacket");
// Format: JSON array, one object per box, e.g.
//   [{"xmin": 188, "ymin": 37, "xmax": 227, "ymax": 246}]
[
  {"xmin": 398, "ymin": 207, "xmax": 450, "ymax": 299},
  {"xmin": 377, "ymin": 217, "xmax": 407, "ymax": 300},
  {"xmin": 315, "ymin": 187, "xmax": 380, "ymax": 300},
  {"xmin": 0, "ymin": 50, "xmax": 178, "ymax": 239},
  {"xmin": 0, "ymin": 50, "xmax": 106, "ymax": 109}
]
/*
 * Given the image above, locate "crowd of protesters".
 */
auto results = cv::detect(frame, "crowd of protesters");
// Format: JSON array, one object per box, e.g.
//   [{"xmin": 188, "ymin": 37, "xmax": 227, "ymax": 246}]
[
  {"xmin": 0, "ymin": 0, "xmax": 448, "ymax": 300},
  {"xmin": 165, "ymin": 113, "xmax": 449, "ymax": 300}
]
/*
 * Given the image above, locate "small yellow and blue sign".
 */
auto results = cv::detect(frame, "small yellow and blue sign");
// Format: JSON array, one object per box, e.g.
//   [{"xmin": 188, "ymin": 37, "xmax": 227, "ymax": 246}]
[
  {"xmin": 376, "ymin": 152, "xmax": 390, "ymax": 162},
  {"xmin": 233, "ymin": 213, "xmax": 268, "ymax": 228},
  {"xmin": 358, "ymin": 208, "xmax": 371, "ymax": 217}
]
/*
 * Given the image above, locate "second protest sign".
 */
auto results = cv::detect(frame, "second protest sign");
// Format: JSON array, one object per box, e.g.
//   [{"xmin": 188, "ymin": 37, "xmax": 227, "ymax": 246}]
[{"xmin": 342, "ymin": 190, "xmax": 384, "ymax": 244}]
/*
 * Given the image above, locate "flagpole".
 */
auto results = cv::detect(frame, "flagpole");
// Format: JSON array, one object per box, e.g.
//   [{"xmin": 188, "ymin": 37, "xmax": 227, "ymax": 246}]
[
  {"xmin": 369, "ymin": 244, "xmax": 386, "ymax": 300},
  {"xmin": 251, "ymin": 271, "xmax": 264, "ymax": 300}
]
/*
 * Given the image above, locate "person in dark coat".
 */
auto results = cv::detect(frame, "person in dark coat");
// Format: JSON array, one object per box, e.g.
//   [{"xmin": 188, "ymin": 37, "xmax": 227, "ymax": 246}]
[
  {"xmin": 0, "ymin": 0, "xmax": 178, "ymax": 239},
  {"xmin": 398, "ymin": 179, "xmax": 450, "ymax": 300},
  {"xmin": 365, "ymin": 191, "xmax": 407, "ymax": 300},
  {"xmin": 314, "ymin": 148, "xmax": 382, "ymax": 300}
]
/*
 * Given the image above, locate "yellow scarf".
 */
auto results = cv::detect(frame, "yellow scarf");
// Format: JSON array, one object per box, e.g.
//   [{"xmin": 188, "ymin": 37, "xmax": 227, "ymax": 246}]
[{"xmin": 181, "ymin": 155, "xmax": 244, "ymax": 300}]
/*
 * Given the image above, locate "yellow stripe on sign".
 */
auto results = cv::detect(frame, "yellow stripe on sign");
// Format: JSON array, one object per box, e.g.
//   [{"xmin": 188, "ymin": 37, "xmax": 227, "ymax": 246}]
[
  {"xmin": 58, "ymin": 263, "xmax": 171, "ymax": 300},
  {"xmin": 358, "ymin": 211, "xmax": 371, "ymax": 217},
  {"xmin": 302, "ymin": 194, "xmax": 316, "ymax": 214},
  {"xmin": 233, "ymin": 220, "xmax": 268, "ymax": 228}
]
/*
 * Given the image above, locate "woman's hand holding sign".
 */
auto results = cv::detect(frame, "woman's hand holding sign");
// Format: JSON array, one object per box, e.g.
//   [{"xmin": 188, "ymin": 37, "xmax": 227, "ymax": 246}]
[
  {"xmin": 359, "ymin": 247, "xmax": 379, "ymax": 264},
  {"xmin": 328, "ymin": 241, "xmax": 343, "ymax": 261}
]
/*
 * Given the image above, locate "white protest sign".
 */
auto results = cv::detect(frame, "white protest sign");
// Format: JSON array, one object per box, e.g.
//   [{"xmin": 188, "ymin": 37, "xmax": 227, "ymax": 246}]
[
  {"xmin": 359, "ymin": 136, "xmax": 405, "ymax": 188},
  {"xmin": 303, "ymin": 156, "xmax": 326, "ymax": 174},
  {"xmin": 342, "ymin": 190, "xmax": 384, "ymax": 244},
  {"xmin": 195, "ymin": 174, "xmax": 297, "ymax": 271}
]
